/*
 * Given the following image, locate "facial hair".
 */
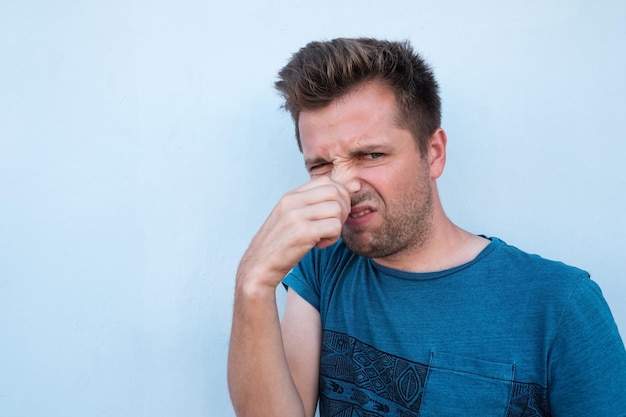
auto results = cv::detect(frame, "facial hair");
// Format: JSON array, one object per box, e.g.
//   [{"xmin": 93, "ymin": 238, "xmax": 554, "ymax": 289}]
[{"xmin": 341, "ymin": 170, "xmax": 434, "ymax": 259}]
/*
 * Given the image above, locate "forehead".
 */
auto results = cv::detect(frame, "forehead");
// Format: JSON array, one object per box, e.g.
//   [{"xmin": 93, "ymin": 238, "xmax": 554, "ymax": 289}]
[{"xmin": 298, "ymin": 82, "xmax": 402, "ymax": 156}]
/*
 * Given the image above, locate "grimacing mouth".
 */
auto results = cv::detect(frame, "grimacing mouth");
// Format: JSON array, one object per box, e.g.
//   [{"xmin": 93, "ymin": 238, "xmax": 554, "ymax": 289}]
[{"xmin": 349, "ymin": 207, "xmax": 374, "ymax": 218}]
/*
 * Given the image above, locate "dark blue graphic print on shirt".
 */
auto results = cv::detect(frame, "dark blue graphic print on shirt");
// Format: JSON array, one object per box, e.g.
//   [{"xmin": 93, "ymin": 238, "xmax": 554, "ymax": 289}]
[{"xmin": 319, "ymin": 330, "xmax": 550, "ymax": 417}]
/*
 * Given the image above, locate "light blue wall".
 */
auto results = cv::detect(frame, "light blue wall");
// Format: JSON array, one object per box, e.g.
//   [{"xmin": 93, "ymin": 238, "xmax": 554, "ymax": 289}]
[{"xmin": 1, "ymin": 1, "xmax": 624, "ymax": 416}]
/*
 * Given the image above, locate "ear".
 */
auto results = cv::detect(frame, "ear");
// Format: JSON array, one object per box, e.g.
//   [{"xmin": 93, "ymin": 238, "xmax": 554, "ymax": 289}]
[{"xmin": 428, "ymin": 128, "xmax": 447, "ymax": 179}]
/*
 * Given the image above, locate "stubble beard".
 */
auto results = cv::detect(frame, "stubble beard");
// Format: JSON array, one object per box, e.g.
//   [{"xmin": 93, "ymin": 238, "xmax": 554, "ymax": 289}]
[{"xmin": 341, "ymin": 176, "xmax": 434, "ymax": 259}]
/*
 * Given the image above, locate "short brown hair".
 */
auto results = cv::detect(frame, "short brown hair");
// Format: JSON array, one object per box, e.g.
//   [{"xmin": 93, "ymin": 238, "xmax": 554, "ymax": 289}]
[{"xmin": 275, "ymin": 37, "xmax": 441, "ymax": 156}]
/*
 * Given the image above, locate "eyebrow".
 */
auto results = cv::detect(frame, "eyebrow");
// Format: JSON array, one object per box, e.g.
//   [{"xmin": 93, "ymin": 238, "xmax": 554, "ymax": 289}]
[
  {"xmin": 304, "ymin": 144, "xmax": 394, "ymax": 169},
  {"xmin": 351, "ymin": 144, "xmax": 393, "ymax": 156}
]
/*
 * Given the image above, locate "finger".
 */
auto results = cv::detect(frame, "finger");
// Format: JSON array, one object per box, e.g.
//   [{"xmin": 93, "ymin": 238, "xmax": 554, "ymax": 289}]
[
  {"xmin": 291, "ymin": 175, "xmax": 337, "ymax": 192},
  {"xmin": 293, "ymin": 184, "xmax": 347, "ymax": 208},
  {"xmin": 290, "ymin": 181, "xmax": 350, "ymax": 221},
  {"xmin": 299, "ymin": 200, "xmax": 346, "ymax": 222},
  {"xmin": 293, "ymin": 176, "xmax": 350, "ymax": 203},
  {"xmin": 310, "ymin": 217, "xmax": 344, "ymax": 248}
]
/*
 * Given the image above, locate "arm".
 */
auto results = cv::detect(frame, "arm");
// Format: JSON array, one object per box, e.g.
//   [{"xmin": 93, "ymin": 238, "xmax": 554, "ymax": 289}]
[
  {"xmin": 227, "ymin": 177, "xmax": 349, "ymax": 417},
  {"xmin": 281, "ymin": 288, "xmax": 322, "ymax": 416},
  {"xmin": 548, "ymin": 278, "xmax": 626, "ymax": 416}
]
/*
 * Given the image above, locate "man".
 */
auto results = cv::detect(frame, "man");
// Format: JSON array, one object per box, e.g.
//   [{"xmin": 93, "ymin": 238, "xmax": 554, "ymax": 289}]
[{"xmin": 227, "ymin": 38, "xmax": 626, "ymax": 417}]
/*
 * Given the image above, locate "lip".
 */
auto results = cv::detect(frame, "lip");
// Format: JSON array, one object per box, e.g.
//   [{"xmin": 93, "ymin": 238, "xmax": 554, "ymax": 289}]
[{"xmin": 344, "ymin": 205, "xmax": 376, "ymax": 227}]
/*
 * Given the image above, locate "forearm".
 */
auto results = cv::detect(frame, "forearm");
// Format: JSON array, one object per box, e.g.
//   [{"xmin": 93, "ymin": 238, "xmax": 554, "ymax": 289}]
[
  {"xmin": 227, "ymin": 177, "xmax": 348, "ymax": 416},
  {"xmin": 227, "ymin": 276, "xmax": 305, "ymax": 417}
]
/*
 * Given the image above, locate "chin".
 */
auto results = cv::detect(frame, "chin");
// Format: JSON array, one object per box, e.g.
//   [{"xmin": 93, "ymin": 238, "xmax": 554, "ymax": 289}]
[{"xmin": 343, "ymin": 236, "xmax": 390, "ymax": 259}]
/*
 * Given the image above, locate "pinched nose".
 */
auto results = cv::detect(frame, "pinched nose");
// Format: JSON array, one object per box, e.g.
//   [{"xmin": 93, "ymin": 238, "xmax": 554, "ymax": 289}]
[{"xmin": 331, "ymin": 165, "xmax": 361, "ymax": 194}]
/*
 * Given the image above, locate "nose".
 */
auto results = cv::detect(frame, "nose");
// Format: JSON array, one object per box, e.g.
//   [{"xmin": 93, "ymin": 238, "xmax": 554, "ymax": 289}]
[{"xmin": 331, "ymin": 165, "xmax": 361, "ymax": 194}]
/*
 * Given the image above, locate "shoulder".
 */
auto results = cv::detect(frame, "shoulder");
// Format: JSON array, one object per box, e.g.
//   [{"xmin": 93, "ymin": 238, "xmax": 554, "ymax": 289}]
[
  {"xmin": 282, "ymin": 240, "xmax": 366, "ymax": 309},
  {"xmin": 488, "ymin": 237, "xmax": 589, "ymax": 280},
  {"xmin": 482, "ymin": 237, "xmax": 591, "ymax": 307},
  {"xmin": 296, "ymin": 239, "xmax": 363, "ymax": 276}
]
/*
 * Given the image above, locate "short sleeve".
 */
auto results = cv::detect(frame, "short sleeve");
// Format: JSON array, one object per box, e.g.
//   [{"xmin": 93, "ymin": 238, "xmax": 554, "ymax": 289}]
[
  {"xmin": 548, "ymin": 277, "xmax": 626, "ymax": 416},
  {"xmin": 282, "ymin": 250, "xmax": 322, "ymax": 312}
]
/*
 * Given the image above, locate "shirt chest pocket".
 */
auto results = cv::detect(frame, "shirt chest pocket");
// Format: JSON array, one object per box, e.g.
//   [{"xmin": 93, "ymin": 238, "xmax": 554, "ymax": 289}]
[{"xmin": 419, "ymin": 351, "xmax": 515, "ymax": 417}]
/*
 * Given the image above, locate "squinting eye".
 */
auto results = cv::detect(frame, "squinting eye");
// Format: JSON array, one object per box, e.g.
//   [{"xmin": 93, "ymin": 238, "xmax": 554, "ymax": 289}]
[
  {"xmin": 367, "ymin": 153, "xmax": 383, "ymax": 159},
  {"xmin": 309, "ymin": 163, "xmax": 331, "ymax": 174}
]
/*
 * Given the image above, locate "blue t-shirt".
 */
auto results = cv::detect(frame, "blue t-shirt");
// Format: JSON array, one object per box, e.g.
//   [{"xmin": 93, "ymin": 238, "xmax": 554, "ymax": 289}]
[{"xmin": 283, "ymin": 237, "xmax": 626, "ymax": 417}]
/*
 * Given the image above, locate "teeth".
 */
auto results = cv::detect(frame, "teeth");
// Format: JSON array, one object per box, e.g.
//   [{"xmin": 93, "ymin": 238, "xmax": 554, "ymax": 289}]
[{"xmin": 350, "ymin": 209, "xmax": 372, "ymax": 218}]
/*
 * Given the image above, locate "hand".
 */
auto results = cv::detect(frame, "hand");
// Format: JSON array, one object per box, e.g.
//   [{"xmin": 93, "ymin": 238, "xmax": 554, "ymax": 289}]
[{"xmin": 237, "ymin": 176, "xmax": 351, "ymax": 290}]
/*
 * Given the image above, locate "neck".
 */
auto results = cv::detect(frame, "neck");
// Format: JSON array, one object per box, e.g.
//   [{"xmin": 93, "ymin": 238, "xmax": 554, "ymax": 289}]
[{"xmin": 374, "ymin": 192, "xmax": 489, "ymax": 273}]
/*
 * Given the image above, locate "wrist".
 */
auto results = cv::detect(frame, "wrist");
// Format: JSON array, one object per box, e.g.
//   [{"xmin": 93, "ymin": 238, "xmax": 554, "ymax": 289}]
[{"xmin": 235, "ymin": 265, "xmax": 284, "ymax": 300}]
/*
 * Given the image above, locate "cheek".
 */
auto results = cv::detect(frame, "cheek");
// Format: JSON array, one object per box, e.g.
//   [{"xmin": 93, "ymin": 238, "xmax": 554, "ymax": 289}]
[
  {"xmin": 359, "ymin": 170, "xmax": 397, "ymax": 200},
  {"xmin": 374, "ymin": 164, "xmax": 428, "ymax": 200},
  {"xmin": 359, "ymin": 156, "xmax": 425, "ymax": 192}
]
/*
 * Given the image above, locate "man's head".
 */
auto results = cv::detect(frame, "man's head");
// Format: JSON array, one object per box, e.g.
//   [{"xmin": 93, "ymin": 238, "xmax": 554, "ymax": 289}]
[{"xmin": 275, "ymin": 37, "xmax": 441, "ymax": 157}]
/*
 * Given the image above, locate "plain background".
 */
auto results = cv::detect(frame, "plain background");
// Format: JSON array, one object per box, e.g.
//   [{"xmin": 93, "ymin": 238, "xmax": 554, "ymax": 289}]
[{"xmin": 1, "ymin": 1, "xmax": 624, "ymax": 416}]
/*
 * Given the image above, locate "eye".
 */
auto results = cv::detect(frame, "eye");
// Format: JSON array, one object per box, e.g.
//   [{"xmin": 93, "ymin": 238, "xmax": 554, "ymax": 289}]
[
  {"xmin": 367, "ymin": 152, "xmax": 384, "ymax": 159},
  {"xmin": 308, "ymin": 162, "xmax": 331, "ymax": 175}
]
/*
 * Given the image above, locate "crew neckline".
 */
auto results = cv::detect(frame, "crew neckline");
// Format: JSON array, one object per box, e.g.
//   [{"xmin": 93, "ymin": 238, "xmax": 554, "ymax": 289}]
[{"xmin": 369, "ymin": 236, "xmax": 500, "ymax": 281}]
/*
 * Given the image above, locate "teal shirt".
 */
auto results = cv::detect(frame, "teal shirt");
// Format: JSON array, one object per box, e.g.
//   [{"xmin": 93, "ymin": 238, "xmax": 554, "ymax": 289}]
[{"xmin": 284, "ymin": 237, "xmax": 626, "ymax": 417}]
